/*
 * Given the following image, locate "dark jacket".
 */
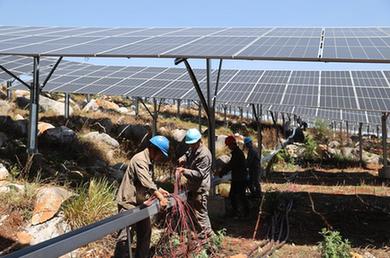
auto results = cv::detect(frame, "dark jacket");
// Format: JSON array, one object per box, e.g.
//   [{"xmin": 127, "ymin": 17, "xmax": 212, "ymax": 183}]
[{"xmin": 226, "ymin": 145, "xmax": 248, "ymax": 183}]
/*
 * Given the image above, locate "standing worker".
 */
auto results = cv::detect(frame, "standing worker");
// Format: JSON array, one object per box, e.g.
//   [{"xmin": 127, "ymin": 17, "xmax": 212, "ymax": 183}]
[
  {"xmin": 244, "ymin": 137, "xmax": 262, "ymax": 197},
  {"xmin": 176, "ymin": 128, "xmax": 214, "ymax": 240},
  {"xmin": 224, "ymin": 136, "xmax": 249, "ymax": 218},
  {"xmin": 115, "ymin": 135, "xmax": 171, "ymax": 258}
]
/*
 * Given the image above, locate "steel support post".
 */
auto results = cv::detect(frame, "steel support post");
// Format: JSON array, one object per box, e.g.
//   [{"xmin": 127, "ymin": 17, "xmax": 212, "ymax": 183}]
[
  {"xmin": 86, "ymin": 94, "xmax": 91, "ymax": 102},
  {"xmin": 223, "ymin": 105, "xmax": 227, "ymax": 126},
  {"xmin": 377, "ymin": 125, "xmax": 380, "ymax": 138},
  {"xmin": 177, "ymin": 99, "xmax": 181, "ymax": 117},
  {"xmin": 152, "ymin": 98, "xmax": 158, "ymax": 136},
  {"xmin": 135, "ymin": 98, "xmax": 139, "ymax": 116},
  {"xmin": 359, "ymin": 122, "xmax": 363, "ymax": 166},
  {"xmin": 381, "ymin": 113, "xmax": 389, "ymax": 178},
  {"xmin": 206, "ymin": 59, "xmax": 216, "ymax": 169},
  {"xmin": 252, "ymin": 104, "xmax": 263, "ymax": 177},
  {"xmin": 6, "ymin": 80, "xmax": 12, "ymax": 100},
  {"xmin": 27, "ymin": 56, "xmax": 40, "ymax": 154},
  {"xmin": 126, "ymin": 226, "xmax": 133, "ymax": 258},
  {"xmin": 198, "ymin": 103, "xmax": 202, "ymax": 132},
  {"xmin": 64, "ymin": 93, "xmax": 70, "ymax": 119},
  {"xmin": 346, "ymin": 121, "xmax": 349, "ymax": 138}
]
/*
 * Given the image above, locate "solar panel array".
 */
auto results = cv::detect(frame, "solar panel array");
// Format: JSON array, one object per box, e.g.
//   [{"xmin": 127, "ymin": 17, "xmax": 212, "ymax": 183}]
[
  {"xmin": 7, "ymin": 58, "xmax": 390, "ymax": 113},
  {"xmin": 0, "ymin": 26, "xmax": 390, "ymax": 62}
]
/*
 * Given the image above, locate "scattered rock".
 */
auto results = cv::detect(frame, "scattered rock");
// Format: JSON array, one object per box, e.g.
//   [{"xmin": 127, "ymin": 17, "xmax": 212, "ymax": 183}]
[
  {"xmin": 116, "ymin": 124, "xmax": 149, "ymax": 145},
  {"xmin": 0, "ymin": 163, "xmax": 9, "ymax": 180},
  {"xmin": 16, "ymin": 95, "xmax": 73, "ymax": 115},
  {"xmin": 350, "ymin": 252, "xmax": 363, "ymax": 258},
  {"xmin": 216, "ymin": 135, "xmax": 227, "ymax": 150},
  {"xmin": 328, "ymin": 140, "xmax": 341, "ymax": 149},
  {"xmin": 14, "ymin": 114, "xmax": 24, "ymax": 120},
  {"xmin": 41, "ymin": 126, "xmax": 76, "ymax": 145},
  {"xmin": 38, "ymin": 122, "xmax": 55, "ymax": 135},
  {"xmin": 117, "ymin": 107, "xmax": 129, "ymax": 114},
  {"xmin": 91, "ymin": 118, "xmax": 114, "ymax": 134},
  {"xmin": 14, "ymin": 90, "xmax": 29, "ymax": 98},
  {"xmin": 0, "ymin": 100, "xmax": 11, "ymax": 115},
  {"xmin": 25, "ymin": 214, "xmax": 75, "ymax": 258},
  {"xmin": 31, "ymin": 186, "xmax": 73, "ymax": 225},
  {"xmin": 216, "ymin": 154, "xmax": 230, "ymax": 175},
  {"xmin": 83, "ymin": 99, "xmax": 122, "ymax": 113},
  {"xmin": 0, "ymin": 181, "xmax": 25, "ymax": 193},
  {"xmin": 16, "ymin": 231, "xmax": 32, "ymax": 244},
  {"xmin": 171, "ymin": 129, "xmax": 186, "ymax": 142},
  {"xmin": 363, "ymin": 251, "xmax": 376, "ymax": 258},
  {"xmin": 230, "ymin": 254, "xmax": 248, "ymax": 258},
  {"xmin": 83, "ymin": 131, "xmax": 119, "ymax": 149},
  {"xmin": 0, "ymin": 131, "xmax": 8, "ymax": 147}
]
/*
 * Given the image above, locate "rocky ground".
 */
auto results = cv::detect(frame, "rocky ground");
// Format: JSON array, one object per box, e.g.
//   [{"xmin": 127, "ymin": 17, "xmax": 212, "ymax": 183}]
[{"xmin": 0, "ymin": 86, "xmax": 389, "ymax": 257}]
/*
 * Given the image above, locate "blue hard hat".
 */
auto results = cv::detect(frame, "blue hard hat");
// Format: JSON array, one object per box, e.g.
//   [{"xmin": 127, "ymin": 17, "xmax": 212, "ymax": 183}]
[
  {"xmin": 244, "ymin": 137, "xmax": 252, "ymax": 145},
  {"xmin": 149, "ymin": 135, "xmax": 170, "ymax": 157},
  {"xmin": 185, "ymin": 128, "xmax": 202, "ymax": 144}
]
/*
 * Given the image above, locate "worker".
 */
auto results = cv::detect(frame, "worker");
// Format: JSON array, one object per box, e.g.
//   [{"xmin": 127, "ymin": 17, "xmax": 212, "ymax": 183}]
[
  {"xmin": 244, "ymin": 137, "xmax": 262, "ymax": 197},
  {"xmin": 114, "ymin": 135, "xmax": 170, "ymax": 258},
  {"xmin": 176, "ymin": 128, "xmax": 214, "ymax": 240},
  {"xmin": 223, "ymin": 135, "xmax": 249, "ymax": 218}
]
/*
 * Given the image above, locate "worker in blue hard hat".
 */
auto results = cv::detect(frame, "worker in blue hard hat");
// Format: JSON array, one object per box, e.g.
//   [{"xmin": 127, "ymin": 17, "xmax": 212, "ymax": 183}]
[
  {"xmin": 244, "ymin": 136, "xmax": 262, "ymax": 197},
  {"xmin": 176, "ymin": 128, "xmax": 214, "ymax": 239},
  {"xmin": 115, "ymin": 135, "xmax": 170, "ymax": 258}
]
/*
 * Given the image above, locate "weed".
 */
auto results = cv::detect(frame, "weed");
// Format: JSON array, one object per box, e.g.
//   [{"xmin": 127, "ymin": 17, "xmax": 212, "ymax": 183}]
[
  {"xmin": 318, "ymin": 228, "xmax": 352, "ymax": 258},
  {"xmin": 304, "ymin": 135, "xmax": 318, "ymax": 161},
  {"xmin": 63, "ymin": 178, "xmax": 117, "ymax": 229}
]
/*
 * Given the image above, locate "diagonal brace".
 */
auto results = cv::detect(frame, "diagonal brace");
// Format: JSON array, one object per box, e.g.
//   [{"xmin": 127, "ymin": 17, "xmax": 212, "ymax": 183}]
[
  {"xmin": 0, "ymin": 64, "xmax": 30, "ymax": 89},
  {"xmin": 42, "ymin": 56, "xmax": 63, "ymax": 89}
]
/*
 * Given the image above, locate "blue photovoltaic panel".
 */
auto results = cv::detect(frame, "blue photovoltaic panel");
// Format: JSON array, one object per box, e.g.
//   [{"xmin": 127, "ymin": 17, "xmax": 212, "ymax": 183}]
[{"xmin": 351, "ymin": 71, "xmax": 389, "ymax": 87}]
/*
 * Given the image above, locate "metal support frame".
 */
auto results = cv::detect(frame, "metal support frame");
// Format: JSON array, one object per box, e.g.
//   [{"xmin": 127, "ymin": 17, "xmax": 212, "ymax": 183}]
[
  {"xmin": 176, "ymin": 99, "xmax": 181, "ymax": 117},
  {"xmin": 4, "ymin": 193, "xmax": 186, "ymax": 258},
  {"xmin": 198, "ymin": 102, "xmax": 202, "ymax": 132},
  {"xmin": 252, "ymin": 104, "xmax": 263, "ymax": 177},
  {"xmin": 6, "ymin": 80, "xmax": 12, "ymax": 100},
  {"xmin": 27, "ymin": 57, "xmax": 40, "ymax": 154},
  {"xmin": 359, "ymin": 122, "xmax": 363, "ymax": 166},
  {"xmin": 139, "ymin": 97, "xmax": 162, "ymax": 136},
  {"xmin": 223, "ymin": 105, "xmax": 227, "ymax": 126},
  {"xmin": 64, "ymin": 93, "xmax": 70, "ymax": 119},
  {"xmin": 381, "ymin": 113, "xmax": 389, "ymax": 178},
  {"xmin": 175, "ymin": 58, "xmax": 223, "ymax": 170},
  {"xmin": 346, "ymin": 121, "xmax": 349, "ymax": 138},
  {"xmin": 1, "ymin": 56, "xmax": 62, "ymax": 154}
]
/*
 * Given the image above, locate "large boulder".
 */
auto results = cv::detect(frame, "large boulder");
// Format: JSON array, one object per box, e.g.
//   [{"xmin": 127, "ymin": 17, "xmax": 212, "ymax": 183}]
[
  {"xmin": 91, "ymin": 118, "xmax": 114, "ymax": 134},
  {"xmin": 38, "ymin": 122, "xmax": 55, "ymax": 135},
  {"xmin": 341, "ymin": 147, "xmax": 359, "ymax": 160},
  {"xmin": 16, "ymin": 95, "xmax": 73, "ymax": 115},
  {"xmin": 83, "ymin": 131, "xmax": 119, "ymax": 149},
  {"xmin": 0, "ymin": 131, "xmax": 8, "ymax": 147},
  {"xmin": 215, "ymin": 154, "xmax": 230, "ymax": 175},
  {"xmin": 0, "ymin": 181, "xmax": 25, "ymax": 193},
  {"xmin": 40, "ymin": 126, "xmax": 76, "ymax": 145},
  {"xmin": 31, "ymin": 186, "xmax": 73, "ymax": 225},
  {"xmin": 171, "ymin": 129, "xmax": 186, "ymax": 143},
  {"xmin": 18, "ymin": 214, "xmax": 76, "ymax": 257},
  {"xmin": 0, "ymin": 100, "xmax": 11, "ymax": 115},
  {"xmin": 116, "ymin": 124, "xmax": 149, "ymax": 145},
  {"xmin": 285, "ymin": 143, "xmax": 306, "ymax": 159},
  {"xmin": 329, "ymin": 140, "xmax": 341, "ymax": 149},
  {"xmin": 83, "ymin": 99, "xmax": 121, "ymax": 113},
  {"xmin": 0, "ymin": 115, "xmax": 27, "ymax": 136},
  {"xmin": 0, "ymin": 163, "xmax": 9, "ymax": 180},
  {"xmin": 216, "ymin": 135, "xmax": 228, "ymax": 150}
]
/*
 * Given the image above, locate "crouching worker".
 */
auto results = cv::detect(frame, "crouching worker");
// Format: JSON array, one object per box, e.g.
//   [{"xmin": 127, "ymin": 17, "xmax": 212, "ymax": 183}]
[
  {"xmin": 176, "ymin": 128, "xmax": 214, "ymax": 240},
  {"xmin": 114, "ymin": 135, "xmax": 170, "ymax": 258}
]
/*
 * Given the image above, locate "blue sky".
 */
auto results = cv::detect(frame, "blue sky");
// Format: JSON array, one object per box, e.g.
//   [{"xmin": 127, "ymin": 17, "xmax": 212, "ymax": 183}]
[{"xmin": 1, "ymin": 0, "xmax": 390, "ymax": 70}]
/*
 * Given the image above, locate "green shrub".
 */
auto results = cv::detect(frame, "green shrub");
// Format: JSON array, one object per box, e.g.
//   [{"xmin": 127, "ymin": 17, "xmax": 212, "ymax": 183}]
[
  {"xmin": 318, "ymin": 228, "xmax": 352, "ymax": 258},
  {"xmin": 314, "ymin": 119, "xmax": 332, "ymax": 143},
  {"xmin": 63, "ymin": 178, "xmax": 117, "ymax": 229},
  {"xmin": 304, "ymin": 135, "xmax": 318, "ymax": 160}
]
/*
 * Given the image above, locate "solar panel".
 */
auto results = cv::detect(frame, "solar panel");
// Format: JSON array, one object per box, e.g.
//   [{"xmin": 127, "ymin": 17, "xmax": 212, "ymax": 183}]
[
  {"xmin": 356, "ymin": 87, "xmax": 390, "ymax": 111},
  {"xmin": 351, "ymin": 71, "xmax": 389, "ymax": 87},
  {"xmin": 283, "ymin": 85, "xmax": 318, "ymax": 106},
  {"xmin": 266, "ymin": 28, "xmax": 322, "ymax": 37}
]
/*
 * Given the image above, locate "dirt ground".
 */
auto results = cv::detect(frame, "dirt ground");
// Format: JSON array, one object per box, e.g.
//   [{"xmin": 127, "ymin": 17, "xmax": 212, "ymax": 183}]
[{"xmin": 212, "ymin": 168, "xmax": 390, "ymax": 257}]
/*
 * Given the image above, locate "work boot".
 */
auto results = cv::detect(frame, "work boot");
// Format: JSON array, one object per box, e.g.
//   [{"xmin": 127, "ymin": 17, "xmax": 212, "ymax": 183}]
[{"xmin": 113, "ymin": 240, "xmax": 129, "ymax": 258}]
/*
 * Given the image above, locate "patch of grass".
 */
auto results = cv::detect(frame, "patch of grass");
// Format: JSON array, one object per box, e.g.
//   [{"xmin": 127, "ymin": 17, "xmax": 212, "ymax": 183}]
[
  {"xmin": 318, "ymin": 228, "xmax": 352, "ymax": 258},
  {"xmin": 304, "ymin": 135, "xmax": 319, "ymax": 161},
  {"xmin": 63, "ymin": 178, "xmax": 117, "ymax": 229},
  {"xmin": 0, "ymin": 182, "xmax": 39, "ymax": 221}
]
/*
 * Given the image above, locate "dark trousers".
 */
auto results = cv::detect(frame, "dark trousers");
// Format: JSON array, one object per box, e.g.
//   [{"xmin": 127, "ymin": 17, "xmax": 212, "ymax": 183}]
[
  {"xmin": 229, "ymin": 181, "xmax": 249, "ymax": 216},
  {"xmin": 114, "ymin": 205, "xmax": 152, "ymax": 258},
  {"xmin": 187, "ymin": 191, "xmax": 213, "ymax": 239},
  {"xmin": 248, "ymin": 169, "xmax": 261, "ymax": 196}
]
